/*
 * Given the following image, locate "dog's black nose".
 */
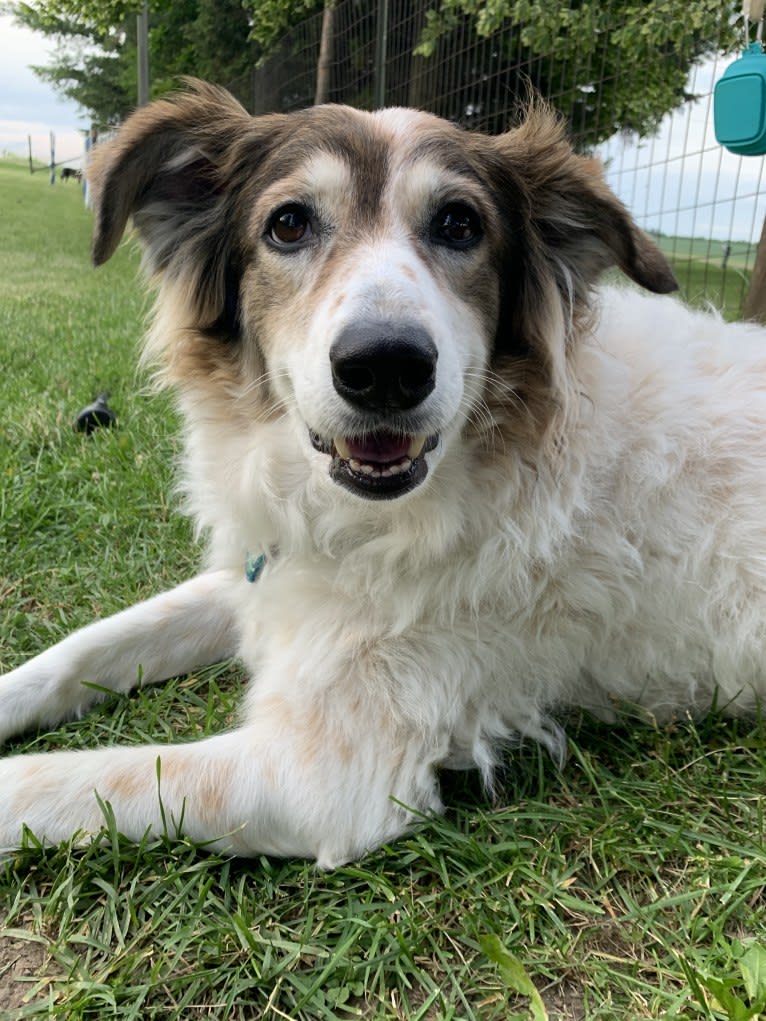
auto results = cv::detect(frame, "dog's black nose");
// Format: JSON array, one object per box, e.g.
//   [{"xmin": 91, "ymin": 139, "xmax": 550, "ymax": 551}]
[{"xmin": 330, "ymin": 323, "xmax": 437, "ymax": 411}]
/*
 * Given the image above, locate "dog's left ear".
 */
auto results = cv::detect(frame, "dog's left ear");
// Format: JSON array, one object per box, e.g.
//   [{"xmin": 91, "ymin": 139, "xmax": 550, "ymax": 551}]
[
  {"xmin": 491, "ymin": 108, "xmax": 678, "ymax": 298},
  {"xmin": 89, "ymin": 80, "xmax": 287, "ymax": 336}
]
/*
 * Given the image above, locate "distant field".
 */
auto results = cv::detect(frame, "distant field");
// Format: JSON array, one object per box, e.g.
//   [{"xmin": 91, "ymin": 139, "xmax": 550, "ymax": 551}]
[
  {"xmin": 654, "ymin": 233, "xmax": 756, "ymax": 270},
  {"xmin": 646, "ymin": 232, "xmax": 755, "ymax": 320}
]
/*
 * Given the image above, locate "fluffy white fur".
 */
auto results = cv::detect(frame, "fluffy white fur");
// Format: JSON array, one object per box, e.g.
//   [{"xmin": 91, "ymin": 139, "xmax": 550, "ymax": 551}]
[{"xmin": 1, "ymin": 87, "xmax": 766, "ymax": 867}]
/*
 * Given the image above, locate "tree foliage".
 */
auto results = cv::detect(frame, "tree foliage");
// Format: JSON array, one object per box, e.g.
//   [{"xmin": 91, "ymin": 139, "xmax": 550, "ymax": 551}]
[
  {"xmin": 9, "ymin": 0, "xmax": 741, "ymax": 145},
  {"xmin": 241, "ymin": 0, "xmax": 323, "ymax": 53},
  {"xmin": 9, "ymin": 0, "xmax": 258, "ymax": 126},
  {"xmin": 415, "ymin": 0, "xmax": 739, "ymax": 143}
]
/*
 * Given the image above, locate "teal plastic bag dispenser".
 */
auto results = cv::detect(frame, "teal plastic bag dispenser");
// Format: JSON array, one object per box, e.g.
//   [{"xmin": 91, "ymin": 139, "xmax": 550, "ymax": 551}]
[{"xmin": 714, "ymin": 42, "xmax": 766, "ymax": 155}]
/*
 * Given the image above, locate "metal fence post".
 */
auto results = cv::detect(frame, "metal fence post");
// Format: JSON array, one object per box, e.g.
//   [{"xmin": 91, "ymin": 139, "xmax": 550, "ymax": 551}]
[
  {"xmin": 373, "ymin": 0, "xmax": 389, "ymax": 108},
  {"xmin": 137, "ymin": 1, "xmax": 150, "ymax": 106}
]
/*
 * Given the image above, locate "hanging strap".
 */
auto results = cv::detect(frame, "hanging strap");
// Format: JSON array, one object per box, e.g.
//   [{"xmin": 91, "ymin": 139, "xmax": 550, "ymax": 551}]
[{"xmin": 744, "ymin": 0, "xmax": 765, "ymax": 45}]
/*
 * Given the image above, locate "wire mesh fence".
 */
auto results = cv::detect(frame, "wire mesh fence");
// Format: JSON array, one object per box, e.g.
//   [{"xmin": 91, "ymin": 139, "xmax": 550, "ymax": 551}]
[
  {"xmin": 600, "ymin": 53, "xmax": 766, "ymax": 319},
  {"xmin": 235, "ymin": 1, "xmax": 766, "ymax": 320}
]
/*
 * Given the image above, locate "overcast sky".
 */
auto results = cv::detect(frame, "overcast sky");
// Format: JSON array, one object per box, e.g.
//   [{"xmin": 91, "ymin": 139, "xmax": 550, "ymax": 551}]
[
  {"xmin": 0, "ymin": 13, "xmax": 86, "ymax": 165},
  {"xmin": 1, "ymin": 13, "xmax": 765, "ymax": 241},
  {"xmin": 599, "ymin": 54, "xmax": 766, "ymax": 244}
]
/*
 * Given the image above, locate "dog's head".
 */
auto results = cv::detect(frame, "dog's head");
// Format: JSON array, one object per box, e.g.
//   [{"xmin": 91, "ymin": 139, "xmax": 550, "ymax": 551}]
[{"xmin": 91, "ymin": 81, "xmax": 675, "ymax": 503}]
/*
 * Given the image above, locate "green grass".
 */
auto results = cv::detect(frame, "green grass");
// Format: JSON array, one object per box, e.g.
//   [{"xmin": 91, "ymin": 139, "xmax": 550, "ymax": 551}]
[
  {"xmin": 653, "ymin": 233, "xmax": 754, "ymax": 321},
  {"xmin": 655, "ymin": 234, "xmax": 755, "ymax": 271},
  {"xmin": 2, "ymin": 157, "xmax": 766, "ymax": 1020}
]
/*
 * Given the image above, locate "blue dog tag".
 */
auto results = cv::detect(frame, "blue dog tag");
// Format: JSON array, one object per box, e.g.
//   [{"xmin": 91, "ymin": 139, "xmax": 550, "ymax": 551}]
[
  {"xmin": 245, "ymin": 552, "xmax": 266, "ymax": 583},
  {"xmin": 714, "ymin": 43, "xmax": 766, "ymax": 155}
]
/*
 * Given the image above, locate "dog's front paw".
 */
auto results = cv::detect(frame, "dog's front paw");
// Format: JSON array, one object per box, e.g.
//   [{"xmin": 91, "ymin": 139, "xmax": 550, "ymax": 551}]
[
  {"xmin": 0, "ymin": 755, "xmax": 36, "ymax": 848},
  {"xmin": 0, "ymin": 753, "xmax": 102, "ymax": 850},
  {"xmin": 0, "ymin": 659, "xmax": 80, "ymax": 746},
  {"xmin": 0, "ymin": 671, "xmax": 26, "ymax": 747},
  {"xmin": 0, "ymin": 667, "xmax": 41, "ymax": 746}
]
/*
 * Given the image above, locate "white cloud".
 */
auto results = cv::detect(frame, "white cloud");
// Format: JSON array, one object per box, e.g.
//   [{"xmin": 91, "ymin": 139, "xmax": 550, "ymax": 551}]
[
  {"xmin": 0, "ymin": 13, "xmax": 87, "ymax": 162},
  {"xmin": 599, "ymin": 53, "xmax": 766, "ymax": 242},
  {"xmin": 0, "ymin": 117, "xmax": 85, "ymax": 167}
]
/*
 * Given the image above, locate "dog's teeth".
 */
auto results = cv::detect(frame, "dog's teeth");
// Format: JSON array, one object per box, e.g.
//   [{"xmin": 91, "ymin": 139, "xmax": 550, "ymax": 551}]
[
  {"xmin": 334, "ymin": 437, "xmax": 352, "ymax": 459},
  {"xmin": 407, "ymin": 434, "xmax": 426, "ymax": 458},
  {"xmin": 334, "ymin": 437, "xmax": 421, "ymax": 478}
]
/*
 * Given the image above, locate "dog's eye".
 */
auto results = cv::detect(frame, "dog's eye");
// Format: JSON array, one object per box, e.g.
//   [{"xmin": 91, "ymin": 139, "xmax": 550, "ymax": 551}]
[
  {"xmin": 268, "ymin": 204, "xmax": 313, "ymax": 247},
  {"xmin": 431, "ymin": 203, "xmax": 482, "ymax": 249}
]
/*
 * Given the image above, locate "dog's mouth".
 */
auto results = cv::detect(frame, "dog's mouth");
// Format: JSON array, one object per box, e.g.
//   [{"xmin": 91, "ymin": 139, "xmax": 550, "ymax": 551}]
[{"xmin": 309, "ymin": 430, "xmax": 439, "ymax": 499}]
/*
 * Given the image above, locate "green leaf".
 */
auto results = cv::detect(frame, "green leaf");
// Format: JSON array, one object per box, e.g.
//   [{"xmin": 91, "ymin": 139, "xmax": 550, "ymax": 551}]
[
  {"xmin": 480, "ymin": 935, "xmax": 549, "ymax": 1021},
  {"xmin": 739, "ymin": 943, "xmax": 766, "ymax": 1006},
  {"xmin": 697, "ymin": 974, "xmax": 759, "ymax": 1021}
]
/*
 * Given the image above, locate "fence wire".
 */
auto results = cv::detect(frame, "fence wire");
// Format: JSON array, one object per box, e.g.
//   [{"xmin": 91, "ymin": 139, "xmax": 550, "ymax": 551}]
[{"xmin": 239, "ymin": 1, "xmax": 764, "ymax": 318}]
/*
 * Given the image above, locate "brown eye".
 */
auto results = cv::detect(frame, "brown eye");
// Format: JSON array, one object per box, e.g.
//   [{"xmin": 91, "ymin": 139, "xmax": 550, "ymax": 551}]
[
  {"xmin": 431, "ymin": 203, "xmax": 482, "ymax": 248},
  {"xmin": 268, "ymin": 204, "xmax": 313, "ymax": 247}
]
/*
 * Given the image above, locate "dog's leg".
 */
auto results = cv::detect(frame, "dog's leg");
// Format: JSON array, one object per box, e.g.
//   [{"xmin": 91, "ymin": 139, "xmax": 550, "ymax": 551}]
[
  {"xmin": 0, "ymin": 570, "xmax": 238, "ymax": 744},
  {"xmin": 0, "ymin": 690, "xmax": 442, "ymax": 865}
]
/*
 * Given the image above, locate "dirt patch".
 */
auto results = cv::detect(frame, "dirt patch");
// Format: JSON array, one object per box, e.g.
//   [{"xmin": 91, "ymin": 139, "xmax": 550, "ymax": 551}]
[
  {"xmin": 0, "ymin": 915, "xmax": 47, "ymax": 1019},
  {"xmin": 542, "ymin": 982, "xmax": 587, "ymax": 1020}
]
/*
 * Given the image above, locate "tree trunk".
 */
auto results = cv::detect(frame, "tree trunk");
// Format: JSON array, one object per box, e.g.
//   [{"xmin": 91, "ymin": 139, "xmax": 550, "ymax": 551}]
[
  {"xmin": 406, "ymin": 0, "xmax": 438, "ymax": 110},
  {"xmin": 745, "ymin": 211, "xmax": 766, "ymax": 322},
  {"xmin": 314, "ymin": 2, "xmax": 336, "ymax": 106}
]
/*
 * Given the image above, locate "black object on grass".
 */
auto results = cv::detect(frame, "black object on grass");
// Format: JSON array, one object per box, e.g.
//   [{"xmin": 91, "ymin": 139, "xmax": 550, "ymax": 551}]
[{"xmin": 75, "ymin": 393, "xmax": 117, "ymax": 434}]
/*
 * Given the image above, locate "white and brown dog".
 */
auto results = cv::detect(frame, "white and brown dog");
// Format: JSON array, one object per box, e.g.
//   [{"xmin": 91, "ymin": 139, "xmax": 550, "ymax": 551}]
[{"xmin": 2, "ymin": 82, "xmax": 765, "ymax": 866}]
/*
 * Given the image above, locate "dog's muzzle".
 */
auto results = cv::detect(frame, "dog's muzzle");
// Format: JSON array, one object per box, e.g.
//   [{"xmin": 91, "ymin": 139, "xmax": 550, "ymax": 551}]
[{"xmin": 311, "ymin": 323, "xmax": 440, "ymax": 500}]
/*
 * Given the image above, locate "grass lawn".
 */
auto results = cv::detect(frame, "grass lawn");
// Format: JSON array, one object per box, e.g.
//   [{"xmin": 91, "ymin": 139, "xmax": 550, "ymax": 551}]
[
  {"xmin": 2, "ymin": 157, "xmax": 766, "ymax": 1020},
  {"xmin": 652, "ymin": 234, "xmax": 754, "ymax": 322}
]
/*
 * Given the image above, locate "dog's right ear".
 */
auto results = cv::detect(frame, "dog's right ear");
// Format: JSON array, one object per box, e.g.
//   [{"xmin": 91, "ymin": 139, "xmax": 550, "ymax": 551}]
[
  {"xmin": 90, "ymin": 80, "xmax": 254, "ymax": 268},
  {"xmin": 89, "ymin": 81, "xmax": 287, "ymax": 335}
]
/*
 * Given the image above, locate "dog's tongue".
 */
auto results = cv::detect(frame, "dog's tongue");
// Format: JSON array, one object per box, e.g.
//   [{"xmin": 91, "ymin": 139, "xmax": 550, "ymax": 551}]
[
  {"xmin": 336, "ymin": 432, "xmax": 425, "ymax": 464},
  {"xmin": 348, "ymin": 433, "xmax": 411, "ymax": 463}
]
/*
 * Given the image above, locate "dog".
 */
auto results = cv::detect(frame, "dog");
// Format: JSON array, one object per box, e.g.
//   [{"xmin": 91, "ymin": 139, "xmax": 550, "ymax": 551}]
[
  {"xmin": 2, "ymin": 81, "xmax": 766, "ymax": 867},
  {"xmin": 60, "ymin": 167, "xmax": 82, "ymax": 182}
]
